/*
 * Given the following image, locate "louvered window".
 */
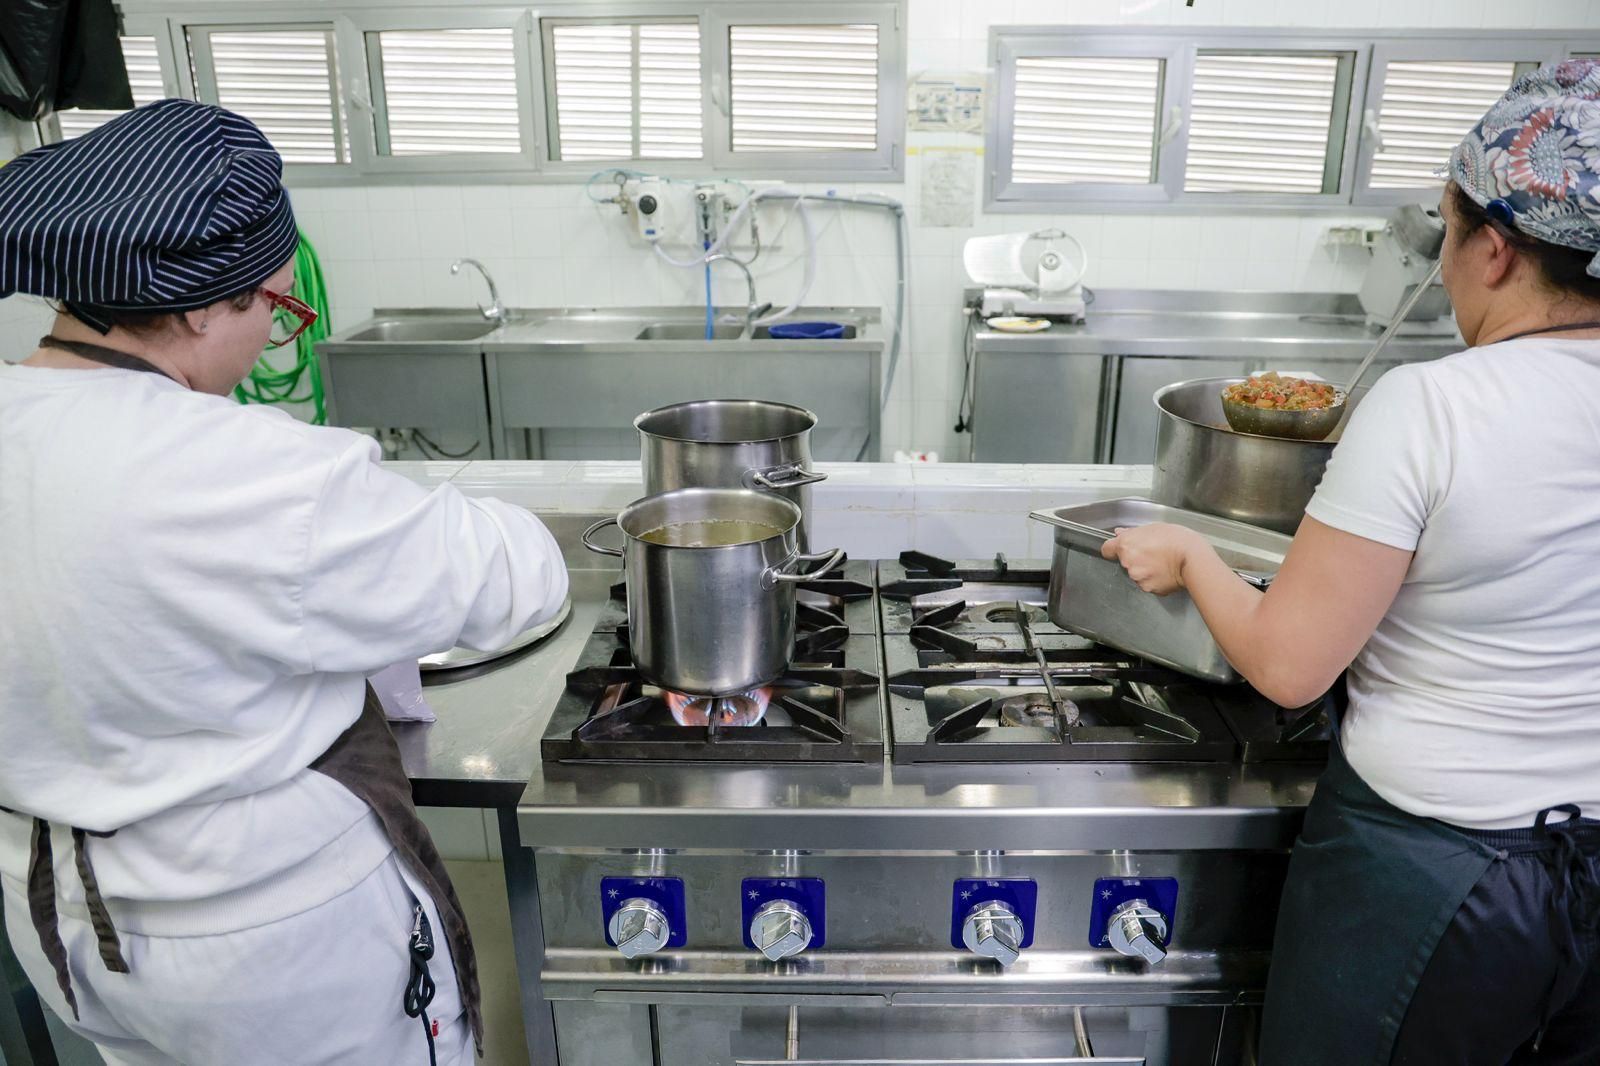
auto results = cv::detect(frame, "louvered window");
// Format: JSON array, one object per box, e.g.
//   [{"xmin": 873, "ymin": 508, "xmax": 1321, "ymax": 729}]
[
  {"xmin": 544, "ymin": 19, "xmax": 703, "ymax": 161},
  {"xmin": 55, "ymin": 36, "xmax": 164, "ymax": 138},
  {"xmin": 728, "ymin": 24, "xmax": 879, "ymax": 152},
  {"xmin": 369, "ymin": 30, "xmax": 520, "ymax": 155},
  {"xmin": 1009, "ymin": 56, "xmax": 1164, "ymax": 185},
  {"xmin": 1184, "ymin": 51, "xmax": 1348, "ymax": 194},
  {"xmin": 1367, "ymin": 60, "xmax": 1518, "ymax": 189},
  {"xmin": 191, "ymin": 28, "xmax": 345, "ymax": 164}
]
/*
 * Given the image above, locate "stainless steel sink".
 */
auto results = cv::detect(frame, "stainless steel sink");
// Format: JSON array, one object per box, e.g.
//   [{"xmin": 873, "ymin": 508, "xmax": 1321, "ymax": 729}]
[
  {"xmin": 346, "ymin": 316, "xmax": 499, "ymax": 343},
  {"xmin": 634, "ymin": 322, "xmax": 745, "ymax": 341}
]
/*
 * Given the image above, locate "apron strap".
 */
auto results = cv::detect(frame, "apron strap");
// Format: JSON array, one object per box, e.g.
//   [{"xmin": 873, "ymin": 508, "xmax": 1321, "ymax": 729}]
[
  {"xmin": 5, "ymin": 807, "xmax": 129, "ymax": 1019},
  {"xmin": 70, "ymin": 828, "xmax": 129, "ymax": 975},
  {"xmin": 1530, "ymin": 803, "xmax": 1600, "ymax": 1050},
  {"xmin": 312, "ymin": 686, "xmax": 485, "ymax": 1055},
  {"xmin": 26, "ymin": 820, "xmax": 79, "ymax": 1020},
  {"xmin": 36, "ymin": 335, "xmax": 181, "ymax": 385}
]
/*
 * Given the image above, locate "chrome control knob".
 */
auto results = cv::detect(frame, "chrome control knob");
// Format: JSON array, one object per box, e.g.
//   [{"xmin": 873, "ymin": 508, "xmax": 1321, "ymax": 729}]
[
  {"xmin": 750, "ymin": 899, "xmax": 814, "ymax": 961},
  {"xmin": 1106, "ymin": 899, "xmax": 1168, "ymax": 965},
  {"xmin": 608, "ymin": 898, "xmax": 670, "ymax": 960},
  {"xmin": 961, "ymin": 901, "xmax": 1025, "ymax": 966}
]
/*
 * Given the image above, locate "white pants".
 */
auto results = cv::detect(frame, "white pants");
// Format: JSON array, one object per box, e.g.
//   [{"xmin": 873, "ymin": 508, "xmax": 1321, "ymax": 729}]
[{"xmin": 2, "ymin": 854, "xmax": 472, "ymax": 1066}]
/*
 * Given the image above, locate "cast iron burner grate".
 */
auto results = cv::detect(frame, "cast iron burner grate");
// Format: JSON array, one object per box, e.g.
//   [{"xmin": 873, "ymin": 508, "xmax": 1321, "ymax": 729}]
[
  {"xmin": 877, "ymin": 552, "xmax": 1067, "ymax": 636},
  {"xmin": 541, "ymin": 567, "xmax": 885, "ymax": 764},
  {"xmin": 882, "ymin": 583, "xmax": 1237, "ymax": 762},
  {"xmin": 1216, "ymin": 686, "xmax": 1337, "ymax": 763}
]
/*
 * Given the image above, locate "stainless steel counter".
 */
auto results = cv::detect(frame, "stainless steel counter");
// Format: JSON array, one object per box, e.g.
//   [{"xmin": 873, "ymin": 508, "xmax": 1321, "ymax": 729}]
[
  {"xmin": 316, "ymin": 306, "xmax": 885, "ymax": 462},
  {"xmin": 969, "ymin": 289, "xmax": 1463, "ymax": 464},
  {"xmin": 973, "ymin": 289, "xmax": 1460, "ymax": 359}
]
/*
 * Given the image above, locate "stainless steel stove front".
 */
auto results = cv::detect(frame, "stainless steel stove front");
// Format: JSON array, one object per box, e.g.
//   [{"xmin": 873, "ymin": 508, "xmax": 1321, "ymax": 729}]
[{"xmin": 535, "ymin": 848, "xmax": 1282, "ymax": 1066}]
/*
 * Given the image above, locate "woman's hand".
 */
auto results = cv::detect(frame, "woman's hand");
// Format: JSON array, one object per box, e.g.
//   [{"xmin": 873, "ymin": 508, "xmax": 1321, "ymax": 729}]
[{"xmin": 1100, "ymin": 523, "xmax": 1210, "ymax": 595}]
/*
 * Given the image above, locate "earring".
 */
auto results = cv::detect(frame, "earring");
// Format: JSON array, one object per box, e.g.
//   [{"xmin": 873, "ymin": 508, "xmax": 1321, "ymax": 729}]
[{"xmin": 199, "ymin": 321, "xmax": 209, "ymax": 332}]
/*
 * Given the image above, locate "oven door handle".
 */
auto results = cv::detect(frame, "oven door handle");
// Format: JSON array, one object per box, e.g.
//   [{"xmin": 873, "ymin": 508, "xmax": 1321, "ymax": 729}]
[
  {"xmin": 737, "ymin": 1058, "xmax": 1145, "ymax": 1065},
  {"xmin": 732, "ymin": 1049, "xmax": 1145, "ymax": 1056},
  {"xmin": 592, "ymin": 991, "xmax": 887, "ymax": 1009}
]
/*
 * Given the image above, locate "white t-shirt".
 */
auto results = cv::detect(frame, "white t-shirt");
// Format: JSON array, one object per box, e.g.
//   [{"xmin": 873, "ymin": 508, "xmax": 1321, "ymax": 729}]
[
  {"xmin": 0, "ymin": 363, "xmax": 568, "ymax": 932},
  {"xmin": 1306, "ymin": 337, "xmax": 1600, "ymax": 830}
]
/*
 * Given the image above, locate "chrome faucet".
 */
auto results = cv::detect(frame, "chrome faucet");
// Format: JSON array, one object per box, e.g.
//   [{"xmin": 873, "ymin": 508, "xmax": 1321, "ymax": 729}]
[
  {"xmin": 704, "ymin": 253, "xmax": 761, "ymax": 338},
  {"xmin": 450, "ymin": 258, "xmax": 509, "ymax": 327}
]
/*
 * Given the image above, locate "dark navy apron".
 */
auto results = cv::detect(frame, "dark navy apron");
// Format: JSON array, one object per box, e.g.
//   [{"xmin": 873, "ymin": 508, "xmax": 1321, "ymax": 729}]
[{"xmin": 1260, "ymin": 708, "xmax": 1597, "ymax": 1064}]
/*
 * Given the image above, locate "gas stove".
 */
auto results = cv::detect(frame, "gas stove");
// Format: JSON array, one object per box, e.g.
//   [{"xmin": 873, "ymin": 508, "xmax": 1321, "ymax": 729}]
[
  {"xmin": 540, "ymin": 554, "xmax": 1330, "ymax": 766},
  {"xmin": 540, "ymin": 561, "xmax": 884, "ymax": 763},
  {"xmin": 517, "ymin": 554, "xmax": 1333, "ymax": 1066}
]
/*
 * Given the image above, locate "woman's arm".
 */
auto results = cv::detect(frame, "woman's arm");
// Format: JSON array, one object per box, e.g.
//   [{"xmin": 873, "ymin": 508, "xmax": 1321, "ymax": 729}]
[{"xmin": 1102, "ymin": 517, "xmax": 1412, "ymax": 707}]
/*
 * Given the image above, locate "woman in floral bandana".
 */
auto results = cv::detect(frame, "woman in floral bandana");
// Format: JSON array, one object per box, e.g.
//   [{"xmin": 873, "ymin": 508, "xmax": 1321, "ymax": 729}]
[{"xmin": 1104, "ymin": 61, "xmax": 1600, "ymax": 1064}]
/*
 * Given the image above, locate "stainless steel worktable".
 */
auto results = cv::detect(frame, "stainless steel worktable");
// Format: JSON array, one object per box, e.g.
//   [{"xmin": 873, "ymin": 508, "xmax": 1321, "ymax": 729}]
[{"xmin": 968, "ymin": 288, "xmax": 1464, "ymax": 463}]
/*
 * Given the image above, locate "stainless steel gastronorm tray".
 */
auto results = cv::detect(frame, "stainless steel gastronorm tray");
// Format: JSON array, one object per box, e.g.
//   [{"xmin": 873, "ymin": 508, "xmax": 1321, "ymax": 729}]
[{"xmin": 1029, "ymin": 498, "xmax": 1291, "ymax": 683}]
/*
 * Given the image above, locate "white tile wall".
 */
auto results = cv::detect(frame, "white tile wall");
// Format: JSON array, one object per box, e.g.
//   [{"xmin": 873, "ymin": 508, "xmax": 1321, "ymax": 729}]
[{"xmin": 0, "ymin": 0, "xmax": 1555, "ymax": 453}]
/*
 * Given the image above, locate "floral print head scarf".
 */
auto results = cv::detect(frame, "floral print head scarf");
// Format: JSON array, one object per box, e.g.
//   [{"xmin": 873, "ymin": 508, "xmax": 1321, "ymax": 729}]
[{"xmin": 1449, "ymin": 58, "xmax": 1600, "ymax": 278}]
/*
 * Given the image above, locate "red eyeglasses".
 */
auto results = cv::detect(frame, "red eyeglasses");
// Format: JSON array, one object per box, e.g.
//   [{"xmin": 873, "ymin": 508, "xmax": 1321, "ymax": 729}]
[{"xmin": 259, "ymin": 285, "xmax": 318, "ymax": 348}]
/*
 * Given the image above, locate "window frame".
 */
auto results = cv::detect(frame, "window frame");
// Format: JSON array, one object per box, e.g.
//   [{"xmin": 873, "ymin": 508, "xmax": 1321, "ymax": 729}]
[
  {"xmin": 182, "ymin": 17, "xmax": 351, "ymax": 172},
  {"xmin": 989, "ymin": 27, "xmax": 1370, "ymax": 213},
  {"xmin": 988, "ymin": 27, "xmax": 1600, "ymax": 215},
  {"xmin": 987, "ymin": 32, "xmax": 1189, "ymax": 207},
  {"xmin": 535, "ymin": 10, "xmax": 708, "ymax": 172},
  {"xmin": 705, "ymin": 1, "xmax": 905, "ymax": 180},
  {"xmin": 341, "ymin": 9, "xmax": 540, "ymax": 177},
  {"xmin": 1350, "ymin": 37, "xmax": 1566, "ymax": 208},
  {"xmin": 1180, "ymin": 43, "xmax": 1364, "ymax": 205}
]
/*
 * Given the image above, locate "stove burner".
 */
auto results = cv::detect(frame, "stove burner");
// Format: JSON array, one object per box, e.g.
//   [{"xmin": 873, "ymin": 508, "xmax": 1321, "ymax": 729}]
[
  {"xmin": 970, "ymin": 602, "xmax": 1048, "ymax": 627},
  {"xmin": 542, "ymin": 579, "xmax": 885, "ymax": 763},
  {"xmin": 665, "ymin": 688, "xmax": 773, "ymax": 728},
  {"xmin": 997, "ymin": 693, "xmax": 1077, "ymax": 728}
]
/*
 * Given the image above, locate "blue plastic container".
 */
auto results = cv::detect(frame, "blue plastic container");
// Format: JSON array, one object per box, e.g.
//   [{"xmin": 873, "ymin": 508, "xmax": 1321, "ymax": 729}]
[{"xmin": 767, "ymin": 321, "xmax": 846, "ymax": 340}]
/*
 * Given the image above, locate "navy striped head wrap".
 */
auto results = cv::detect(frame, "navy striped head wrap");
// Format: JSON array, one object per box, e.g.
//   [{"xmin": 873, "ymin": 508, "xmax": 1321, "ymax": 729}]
[{"xmin": 0, "ymin": 98, "xmax": 298, "ymax": 332}]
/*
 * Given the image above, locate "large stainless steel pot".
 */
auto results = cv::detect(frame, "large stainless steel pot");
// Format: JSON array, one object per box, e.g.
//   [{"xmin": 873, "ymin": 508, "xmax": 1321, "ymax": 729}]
[
  {"xmin": 636, "ymin": 400, "xmax": 826, "ymax": 546},
  {"xmin": 582, "ymin": 488, "xmax": 843, "ymax": 696},
  {"xmin": 1152, "ymin": 378, "xmax": 1369, "ymax": 535}
]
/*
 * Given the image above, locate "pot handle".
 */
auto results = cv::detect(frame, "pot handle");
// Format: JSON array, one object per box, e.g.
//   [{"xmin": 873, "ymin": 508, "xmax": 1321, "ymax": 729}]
[
  {"xmin": 747, "ymin": 463, "xmax": 828, "ymax": 491},
  {"xmin": 581, "ymin": 518, "xmax": 625, "ymax": 557},
  {"xmin": 763, "ymin": 547, "xmax": 845, "ymax": 588}
]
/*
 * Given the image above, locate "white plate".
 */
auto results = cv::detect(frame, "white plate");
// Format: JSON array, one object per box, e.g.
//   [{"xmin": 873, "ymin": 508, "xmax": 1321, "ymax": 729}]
[
  {"xmin": 419, "ymin": 597, "xmax": 573, "ymax": 671},
  {"xmin": 986, "ymin": 316, "xmax": 1052, "ymax": 333}
]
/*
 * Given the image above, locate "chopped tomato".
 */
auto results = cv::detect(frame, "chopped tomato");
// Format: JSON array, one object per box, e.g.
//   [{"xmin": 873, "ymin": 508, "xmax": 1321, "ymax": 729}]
[{"xmin": 1222, "ymin": 372, "xmax": 1337, "ymax": 412}]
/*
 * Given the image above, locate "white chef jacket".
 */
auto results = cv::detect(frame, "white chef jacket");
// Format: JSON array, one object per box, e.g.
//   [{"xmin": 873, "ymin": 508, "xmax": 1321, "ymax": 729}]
[{"xmin": 0, "ymin": 362, "xmax": 568, "ymax": 933}]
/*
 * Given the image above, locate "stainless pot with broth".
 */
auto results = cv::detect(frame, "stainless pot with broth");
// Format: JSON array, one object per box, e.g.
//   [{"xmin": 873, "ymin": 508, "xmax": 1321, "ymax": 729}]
[{"xmin": 582, "ymin": 488, "xmax": 843, "ymax": 696}]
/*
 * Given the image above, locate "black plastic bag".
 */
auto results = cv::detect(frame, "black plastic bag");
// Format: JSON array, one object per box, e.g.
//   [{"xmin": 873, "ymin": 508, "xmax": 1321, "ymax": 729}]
[{"xmin": 0, "ymin": 0, "xmax": 133, "ymax": 121}]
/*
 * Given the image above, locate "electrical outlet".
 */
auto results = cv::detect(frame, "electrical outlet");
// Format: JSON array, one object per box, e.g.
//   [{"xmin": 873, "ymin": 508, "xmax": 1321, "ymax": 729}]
[{"xmin": 1321, "ymin": 225, "xmax": 1383, "ymax": 249}]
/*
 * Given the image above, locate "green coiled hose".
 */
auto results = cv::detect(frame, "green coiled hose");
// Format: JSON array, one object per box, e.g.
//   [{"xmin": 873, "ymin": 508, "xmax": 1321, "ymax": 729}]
[{"xmin": 234, "ymin": 230, "xmax": 329, "ymax": 425}]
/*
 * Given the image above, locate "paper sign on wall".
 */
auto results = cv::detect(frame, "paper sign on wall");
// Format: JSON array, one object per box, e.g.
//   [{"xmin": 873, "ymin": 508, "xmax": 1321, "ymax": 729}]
[
  {"xmin": 920, "ymin": 148, "xmax": 978, "ymax": 228},
  {"xmin": 909, "ymin": 73, "xmax": 986, "ymax": 133}
]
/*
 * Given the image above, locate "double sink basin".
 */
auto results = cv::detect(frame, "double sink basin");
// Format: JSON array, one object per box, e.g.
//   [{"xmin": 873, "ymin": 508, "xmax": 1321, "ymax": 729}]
[{"xmin": 335, "ymin": 309, "xmax": 864, "ymax": 347}]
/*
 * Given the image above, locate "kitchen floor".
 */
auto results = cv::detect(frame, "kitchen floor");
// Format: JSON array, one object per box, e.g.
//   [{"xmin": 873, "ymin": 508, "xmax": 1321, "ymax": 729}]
[{"xmin": 8, "ymin": 860, "xmax": 530, "ymax": 1066}]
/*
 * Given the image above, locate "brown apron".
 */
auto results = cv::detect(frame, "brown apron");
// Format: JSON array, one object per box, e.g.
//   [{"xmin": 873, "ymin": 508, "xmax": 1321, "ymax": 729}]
[
  {"xmin": 10, "ymin": 337, "xmax": 484, "ymax": 1054},
  {"xmin": 7, "ymin": 694, "xmax": 484, "ymax": 1057}
]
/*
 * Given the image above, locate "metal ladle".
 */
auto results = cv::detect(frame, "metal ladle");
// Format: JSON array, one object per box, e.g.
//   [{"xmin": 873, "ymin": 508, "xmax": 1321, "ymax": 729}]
[{"xmin": 1223, "ymin": 256, "xmax": 1446, "ymax": 442}]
